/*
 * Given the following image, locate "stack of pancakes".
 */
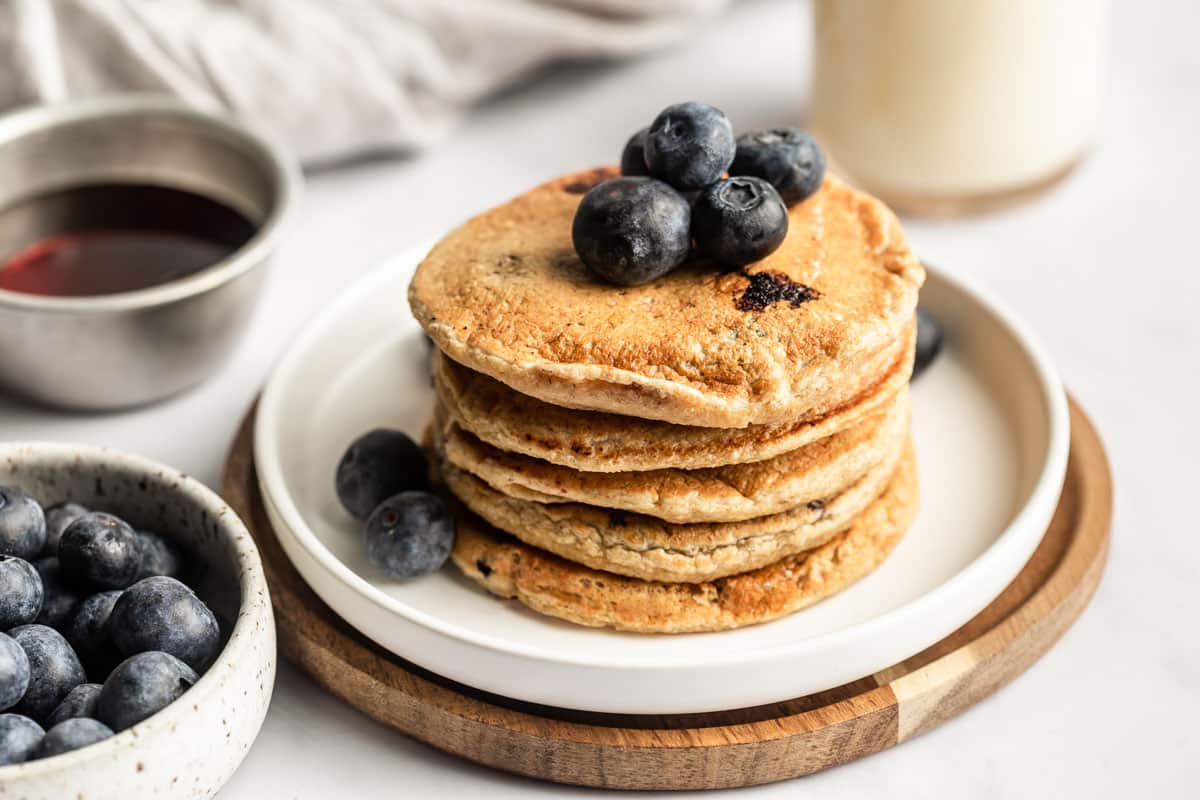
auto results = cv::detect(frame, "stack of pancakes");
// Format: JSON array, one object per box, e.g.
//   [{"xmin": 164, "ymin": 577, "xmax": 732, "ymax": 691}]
[{"xmin": 409, "ymin": 166, "xmax": 925, "ymax": 633}]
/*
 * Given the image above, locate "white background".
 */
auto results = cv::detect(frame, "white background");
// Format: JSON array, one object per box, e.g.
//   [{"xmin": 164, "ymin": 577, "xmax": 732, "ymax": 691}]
[{"xmin": 2, "ymin": 1, "xmax": 1195, "ymax": 797}]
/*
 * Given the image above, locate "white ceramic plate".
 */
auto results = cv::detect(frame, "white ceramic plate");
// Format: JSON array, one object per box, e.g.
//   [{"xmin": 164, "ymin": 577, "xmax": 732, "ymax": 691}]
[{"xmin": 254, "ymin": 245, "xmax": 1069, "ymax": 715}]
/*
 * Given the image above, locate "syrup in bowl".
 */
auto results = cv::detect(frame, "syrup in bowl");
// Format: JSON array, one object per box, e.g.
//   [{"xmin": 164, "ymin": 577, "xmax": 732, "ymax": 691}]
[{"xmin": 0, "ymin": 183, "xmax": 257, "ymax": 297}]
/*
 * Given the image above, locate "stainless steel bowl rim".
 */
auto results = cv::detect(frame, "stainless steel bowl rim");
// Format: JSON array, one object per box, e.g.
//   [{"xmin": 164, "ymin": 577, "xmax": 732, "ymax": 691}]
[{"xmin": 0, "ymin": 95, "xmax": 300, "ymax": 314}]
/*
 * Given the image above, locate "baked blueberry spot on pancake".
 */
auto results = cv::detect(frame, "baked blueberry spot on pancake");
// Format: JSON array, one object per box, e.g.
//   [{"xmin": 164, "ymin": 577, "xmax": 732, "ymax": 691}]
[{"xmin": 735, "ymin": 270, "xmax": 821, "ymax": 312}]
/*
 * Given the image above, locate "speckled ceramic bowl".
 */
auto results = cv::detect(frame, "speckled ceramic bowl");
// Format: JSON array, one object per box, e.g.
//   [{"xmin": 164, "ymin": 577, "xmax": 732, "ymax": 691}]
[{"xmin": 0, "ymin": 443, "xmax": 275, "ymax": 799}]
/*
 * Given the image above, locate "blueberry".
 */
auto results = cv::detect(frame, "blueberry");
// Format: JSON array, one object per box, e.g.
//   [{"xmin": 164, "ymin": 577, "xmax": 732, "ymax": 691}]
[
  {"xmin": 0, "ymin": 486, "xmax": 46, "ymax": 560},
  {"xmin": 35, "ymin": 717, "xmax": 112, "ymax": 758},
  {"xmin": 0, "ymin": 555, "xmax": 42, "ymax": 629},
  {"xmin": 0, "ymin": 633, "xmax": 30, "ymax": 712},
  {"xmin": 42, "ymin": 502, "xmax": 88, "ymax": 557},
  {"xmin": 8, "ymin": 625, "xmax": 85, "ymax": 722},
  {"xmin": 63, "ymin": 591, "xmax": 123, "ymax": 679},
  {"xmin": 692, "ymin": 176, "xmax": 789, "ymax": 267},
  {"xmin": 572, "ymin": 177, "xmax": 691, "ymax": 286},
  {"xmin": 96, "ymin": 651, "xmax": 197, "ymax": 732},
  {"xmin": 913, "ymin": 307, "xmax": 944, "ymax": 379},
  {"xmin": 0, "ymin": 713, "xmax": 43, "ymax": 765},
  {"xmin": 45, "ymin": 683, "xmax": 102, "ymax": 727},
  {"xmin": 32, "ymin": 558, "xmax": 81, "ymax": 629},
  {"xmin": 644, "ymin": 102, "xmax": 736, "ymax": 190},
  {"xmin": 132, "ymin": 530, "xmax": 181, "ymax": 581},
  {"xmin": 108, "ymin": 577, "xmax": 219, "ymax": 672},
  {"xmin": 59, "ymin": 512, "xmax": 140, "ymax": 590},
  {"xmin": 730, "ymin": 128, "xmax": 826, "ymax": 204},
  {"xmin": 365, "ymin": 492, "xmax": 454, "ymax": 579},
  {"xmin": 336, "ymin": 430, "xmax": 429, "ymax": 520},
  {"xmin": 619, "ymin": 127, "xmax": 650, "ymax": 176}
]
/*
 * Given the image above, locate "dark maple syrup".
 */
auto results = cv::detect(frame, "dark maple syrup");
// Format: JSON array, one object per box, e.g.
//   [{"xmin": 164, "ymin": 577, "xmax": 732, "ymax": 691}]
[{"xmin": 0, "ymin": 184, "xmax": 256, "ymax": 297}]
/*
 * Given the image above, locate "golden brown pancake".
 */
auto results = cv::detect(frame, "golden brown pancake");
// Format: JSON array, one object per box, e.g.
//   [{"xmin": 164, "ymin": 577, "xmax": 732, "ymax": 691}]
[
  {"xmin": 437, "ymin": 390, "xmax": 909, "ymax": 523},
  {"xmin": 410, "ymin": 167, "xmax": 924, "ymax": 428},
  {"xmin": 432, "ymin": 321, "xmax": 914, "ymax": 472},
  {"xmin": 436, "ymin": 437, "xmax": 906, "ymax": 583},
  {"xmin": 449, "ymin": 444, "xmax": 918, "ymax": 632}
]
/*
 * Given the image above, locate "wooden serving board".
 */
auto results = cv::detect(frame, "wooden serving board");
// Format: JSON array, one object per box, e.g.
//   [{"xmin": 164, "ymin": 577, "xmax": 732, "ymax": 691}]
[{"xmin": 221, "ymin": 397, "xmax": 1110, "ymax": 791}]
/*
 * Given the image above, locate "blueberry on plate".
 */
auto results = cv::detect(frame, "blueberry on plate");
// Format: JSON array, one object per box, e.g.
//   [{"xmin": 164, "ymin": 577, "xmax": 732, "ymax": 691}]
[
  {"xmin": 132, "ymin": 530, "xmax": 181, "ymax": 581},
  {"xmin": 572, "ymin": 177, "xmax": 691, "ymax": 286},
  {"xmin": 336, "ymin": 429, "xmax": 429, "ymax": 521},
  {"xmin": 35, "ymin": 717, "xmax": 113, "ymax": 758},
  {"xmin": 644, "ymin": 101, "xmax": 736, "ymax": 191},
  {"xmin": 692, "ymin": 176, "xmax": 790, "ymax": 267},
  {"xmin": 730, "ymin": 128, "xmax": 826, "ymax": 204},
  {"xmin": 365, "ymin": 492, "xmax": 454, "ymax": 579},
  {"xmin": 620, "ymin": 127, "xmax": 650, "ymax": 176},
  {"xmin": 42, "ymin": 502, "xmax": 88, "ymax": 557},
  {"xmin": 0, "ymin": 713, "xmax": 43, "ymax": 765},
  {"xmin": 8, "ymin": 624, "xmax": 85, "ymax": 722},
  {"xmin": 96, "ymin": 651, "xmax": 197, "ymax": 732},
  {"xmin": 32, "ymin": 557, "xmax": 81, "ymax": 630},
  {"xmin": 45, "ymin": 683, "xmax": 102, "ymax": 727},
  {"xmin": 0, "ymin": 555, "xmax": 43, "ymax": 629},
  {"xmin": 913, "ymin": 307, "xmax": 944, "ymax": 379},
  {"xmin": 0, "ymin": 486, "xmax": 46, "ymax": 560},
  {"xmin": 59, "ymin": 512, "xmax": 141, "ymax": 590},
  {"xmin": 63, "ymin": 591, "xmax": 124, "ymax": 679},
  {"xmin": 108, "ymin": 577, "xmax": 219, "ymax": 672},
  {"xmin": 0, "ymin": 633, "xmax": 30, "ymax": 712}
]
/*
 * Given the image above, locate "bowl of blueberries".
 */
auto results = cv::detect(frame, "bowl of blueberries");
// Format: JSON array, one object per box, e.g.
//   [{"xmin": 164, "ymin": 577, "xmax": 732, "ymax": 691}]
[{"xmin": 0, "ymin": 442, "xmax": 274, "ymax": 800}]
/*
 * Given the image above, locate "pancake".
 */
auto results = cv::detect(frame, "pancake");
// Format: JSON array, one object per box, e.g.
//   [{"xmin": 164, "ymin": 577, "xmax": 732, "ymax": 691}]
[
  {"xmin": 449, "ymin": 444, "xmax": 918, "ymax": 632},
  {"xmin": 433, "ymin": 320, "xmax": 914, "ymax": 472},
  {"xmin": 410, "ymin": 166, "xmax": 924, "ymax": 428},
  {"xmin": 437, "ymin": 438, "xmax": 907, "ymax": 583},
  {"xmin": 437, "ymin": 390, "xmax": 909, "ymax": 524}
]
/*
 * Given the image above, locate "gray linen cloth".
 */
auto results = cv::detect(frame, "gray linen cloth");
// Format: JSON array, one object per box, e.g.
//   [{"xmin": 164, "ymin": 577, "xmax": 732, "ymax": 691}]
[{"xmin": 0, "ymin": 0, "xmax": 728, "ymax": 165}]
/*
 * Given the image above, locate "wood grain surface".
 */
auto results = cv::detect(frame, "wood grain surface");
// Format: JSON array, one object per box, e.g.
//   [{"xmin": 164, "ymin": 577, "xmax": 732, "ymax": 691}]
[{"xmin": 220, "ymin": 396, "xmax": 1110, "ymax": 791}]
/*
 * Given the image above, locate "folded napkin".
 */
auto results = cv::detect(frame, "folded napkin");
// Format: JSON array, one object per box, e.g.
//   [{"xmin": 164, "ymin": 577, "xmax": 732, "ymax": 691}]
[{"xmin": 0, "ymin": 0, "xmax": 728, "ymax": 165}]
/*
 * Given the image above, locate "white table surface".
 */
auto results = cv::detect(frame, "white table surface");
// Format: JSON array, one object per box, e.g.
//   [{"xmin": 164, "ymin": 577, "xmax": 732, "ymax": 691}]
[{"xmin": 2, "ymin": 0, "xmax": 1195, "ymax": 797}]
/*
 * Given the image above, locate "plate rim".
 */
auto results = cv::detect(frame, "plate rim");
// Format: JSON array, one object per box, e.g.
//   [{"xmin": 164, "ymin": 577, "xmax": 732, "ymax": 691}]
[{"xmin": 253, "ymin": 244, "xmax": 1070, "ymax": 672}]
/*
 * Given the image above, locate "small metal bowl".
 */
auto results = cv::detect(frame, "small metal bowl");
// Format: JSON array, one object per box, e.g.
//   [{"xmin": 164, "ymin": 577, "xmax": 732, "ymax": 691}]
[{"xmin": 0, "ymin": 96, "xmax": 300, "ymax": 410}]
